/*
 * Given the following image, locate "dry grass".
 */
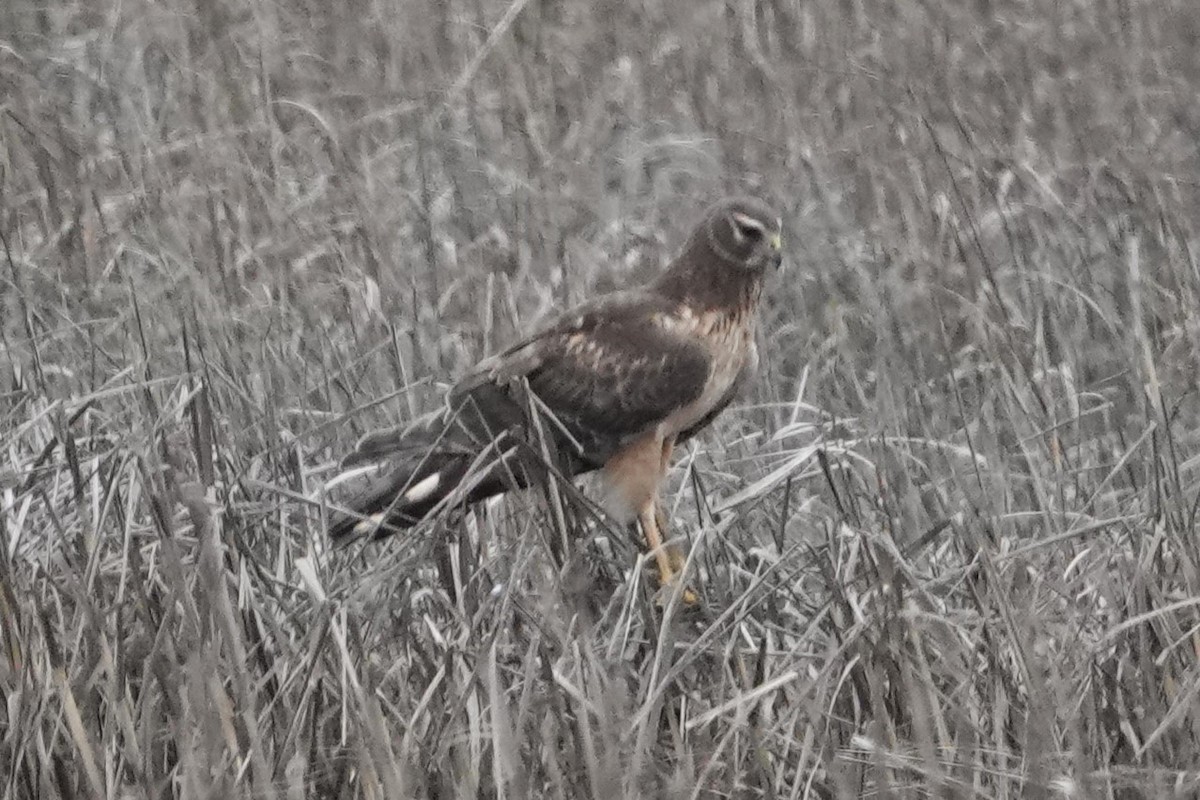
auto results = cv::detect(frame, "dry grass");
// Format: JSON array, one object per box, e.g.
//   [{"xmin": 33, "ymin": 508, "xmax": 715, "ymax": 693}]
[{"xmin": 4, "ymin": 0, "xmax": 1200, "ymax": 797}]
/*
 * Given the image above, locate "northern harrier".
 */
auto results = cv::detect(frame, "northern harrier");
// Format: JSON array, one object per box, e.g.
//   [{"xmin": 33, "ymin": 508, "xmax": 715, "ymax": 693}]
[{"xmin": 326, "ymin": 197, "xmax": 782, "ymax": 592}]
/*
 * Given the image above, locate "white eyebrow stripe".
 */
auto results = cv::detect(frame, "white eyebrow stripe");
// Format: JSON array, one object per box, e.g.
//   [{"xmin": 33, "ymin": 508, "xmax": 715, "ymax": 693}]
[{"xmin": 731, "ymin": 212, "xmax": 768, "ymax": 232}]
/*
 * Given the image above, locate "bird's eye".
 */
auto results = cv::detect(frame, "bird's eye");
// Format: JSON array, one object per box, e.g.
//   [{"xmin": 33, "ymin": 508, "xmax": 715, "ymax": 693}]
[{"xmin": 731, "ymin": 212, "xmax": 766, "ymax": 240}]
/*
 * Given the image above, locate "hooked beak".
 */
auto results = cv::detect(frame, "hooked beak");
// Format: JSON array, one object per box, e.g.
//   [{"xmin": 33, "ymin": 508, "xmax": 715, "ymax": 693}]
[{"xmin": 769, "ymin": 231, "xmax": 783, "ymax": 270}]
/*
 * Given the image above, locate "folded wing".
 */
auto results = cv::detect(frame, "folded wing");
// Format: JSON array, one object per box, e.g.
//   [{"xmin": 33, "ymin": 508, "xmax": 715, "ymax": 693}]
[{"xmin": 326, "ymin": 292, "xmax": 714, "ymax": 540}]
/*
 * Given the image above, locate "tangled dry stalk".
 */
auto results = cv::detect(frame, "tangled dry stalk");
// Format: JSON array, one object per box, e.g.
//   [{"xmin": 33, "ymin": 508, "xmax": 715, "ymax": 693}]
[{"xmin": 3, "ymin": 0, "xmax": 1200, "ymax": 797}]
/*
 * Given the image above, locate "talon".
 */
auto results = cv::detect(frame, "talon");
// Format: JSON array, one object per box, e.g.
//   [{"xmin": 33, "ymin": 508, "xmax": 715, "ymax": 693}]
[
  {"xmin": 650, "ymin": 540, "xmax": 699, "ymax": 606},
  {"xmin": 654, "ymin": 572, "xmax": 699, "ymax": 607}
]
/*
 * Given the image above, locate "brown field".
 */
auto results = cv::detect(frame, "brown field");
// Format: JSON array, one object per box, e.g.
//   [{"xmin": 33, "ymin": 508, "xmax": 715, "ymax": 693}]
[{"xmin": 3, "ymin": 0, "xmax": 1200, "ymax": 797}]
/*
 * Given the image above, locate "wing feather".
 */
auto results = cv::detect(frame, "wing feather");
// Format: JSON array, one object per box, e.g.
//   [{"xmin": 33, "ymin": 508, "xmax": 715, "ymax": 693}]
[{"xmin": 453, "ymin": 291, "xmax": 712, "ymax": 464}]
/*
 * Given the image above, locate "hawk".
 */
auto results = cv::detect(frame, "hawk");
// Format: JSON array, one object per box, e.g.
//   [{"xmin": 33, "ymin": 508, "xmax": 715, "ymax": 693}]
[{"xmin": 326, "ymin": 197, "xmax": 782, "ymax": 593}]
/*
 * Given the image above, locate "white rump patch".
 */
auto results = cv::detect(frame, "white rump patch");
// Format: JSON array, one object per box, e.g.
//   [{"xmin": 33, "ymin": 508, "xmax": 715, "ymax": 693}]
[
  {"xmin": 352, "ymin": 512, "xmax": 386, "ymax": 537},
  {"xmin": 404, "ymin": 472, "xmax": 441, "ymax": 504}
]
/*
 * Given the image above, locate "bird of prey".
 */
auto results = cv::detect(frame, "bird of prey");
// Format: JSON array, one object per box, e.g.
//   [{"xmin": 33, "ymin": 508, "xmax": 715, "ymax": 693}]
[{"xmin": 325, "ymin": 196, "xmax": 782, "ymax": 593}]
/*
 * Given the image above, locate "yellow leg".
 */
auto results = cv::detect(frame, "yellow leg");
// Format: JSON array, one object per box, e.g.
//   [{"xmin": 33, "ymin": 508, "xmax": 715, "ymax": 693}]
[
  {"xmin": 605, "ymin": 433, "xmax": 698, "ymax": 604},
  {"xmin": 656, "ymin": 503, "xmax": 688, "ymax": 575},
  {"xmin": 655, "ymin": 437, "xmax": 691, "ymax": 581},
  {"xmin": 643, "ymin": 501, "xmax": 697, "ymax": 605},
  {"xmin": 639, "ymin": 498, "xmax": 679, "ymax": 589}
]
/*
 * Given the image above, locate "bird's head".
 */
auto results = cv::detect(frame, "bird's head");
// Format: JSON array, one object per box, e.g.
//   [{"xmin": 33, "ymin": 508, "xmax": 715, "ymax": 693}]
[{"xmin": 704, "ymin": 196, "xmax": 784, "ymax": 273}]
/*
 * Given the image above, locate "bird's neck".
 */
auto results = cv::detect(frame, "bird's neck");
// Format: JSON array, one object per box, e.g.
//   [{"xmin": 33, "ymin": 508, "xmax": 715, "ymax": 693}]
[{"xmin": 651, "ymin": 235, "xmax": 764, "ymax": 312}]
